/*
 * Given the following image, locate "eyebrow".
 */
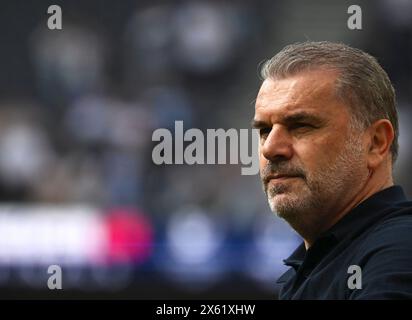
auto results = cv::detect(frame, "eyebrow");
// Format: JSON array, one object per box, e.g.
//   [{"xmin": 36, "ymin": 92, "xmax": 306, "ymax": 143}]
[
  {"xmin": 251, "ymin": 119, "xmax": 268, "ymax": 129},
  {"xmin": 251, "ymin": 112, "xmax": 324, "ymax": 129}
]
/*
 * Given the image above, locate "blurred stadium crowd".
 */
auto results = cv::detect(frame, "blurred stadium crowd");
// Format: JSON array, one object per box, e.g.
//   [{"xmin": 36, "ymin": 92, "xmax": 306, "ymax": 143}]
[{"xmin": 0, "ymin": 0, "xmax": 411, "ymax": 298}]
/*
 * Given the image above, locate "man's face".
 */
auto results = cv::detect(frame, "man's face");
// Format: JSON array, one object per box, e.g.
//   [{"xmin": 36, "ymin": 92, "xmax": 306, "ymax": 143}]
[{"xmin": 254, "ymin": 69, "xmax": 369, "ymax": 229}]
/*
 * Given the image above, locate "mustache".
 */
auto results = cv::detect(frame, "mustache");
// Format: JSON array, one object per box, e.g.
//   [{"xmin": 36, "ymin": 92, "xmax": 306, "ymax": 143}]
[{"xmin": 261, "ymin": 161, "xmax": 306, "ymax": 185}]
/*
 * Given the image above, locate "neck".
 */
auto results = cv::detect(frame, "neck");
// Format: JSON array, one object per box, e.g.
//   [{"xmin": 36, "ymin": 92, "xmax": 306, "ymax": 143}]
[{"xmin": 303, "ymin": 167, "xmax": 393, "ymax": 249}]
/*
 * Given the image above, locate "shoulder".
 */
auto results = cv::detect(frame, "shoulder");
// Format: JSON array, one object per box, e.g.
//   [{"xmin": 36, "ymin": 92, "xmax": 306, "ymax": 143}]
[
  {"xmin": 348, "ymin": 207, "xmax": 412, "ymax": 299},
  {"xmin": 364, "ymin": 207, "xmax": 412, "ymax": 249}
]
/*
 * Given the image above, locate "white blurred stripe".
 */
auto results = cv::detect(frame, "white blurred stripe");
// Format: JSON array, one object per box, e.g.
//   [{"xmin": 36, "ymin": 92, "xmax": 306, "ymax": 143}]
[{"xmin": 0, "ymin": 205, "xmax": 107, "ymax": 266}]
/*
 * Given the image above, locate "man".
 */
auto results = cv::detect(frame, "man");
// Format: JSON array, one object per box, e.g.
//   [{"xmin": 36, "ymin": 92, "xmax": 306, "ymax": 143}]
[{"xmin": 253, "ymin": 41, "xmax": 412, "ymax": 299}]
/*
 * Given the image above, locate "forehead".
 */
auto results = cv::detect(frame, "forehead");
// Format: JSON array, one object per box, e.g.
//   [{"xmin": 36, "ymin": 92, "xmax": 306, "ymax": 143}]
[{"xmin": 255, "ymin": 69, "xmax": 347, "ymax": 118}]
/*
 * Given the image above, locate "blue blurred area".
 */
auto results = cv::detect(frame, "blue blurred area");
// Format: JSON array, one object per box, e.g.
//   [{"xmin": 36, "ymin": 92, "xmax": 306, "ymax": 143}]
[{"xmin": 0, "ymin": 0, "xmax": 411, "ymax": 299}]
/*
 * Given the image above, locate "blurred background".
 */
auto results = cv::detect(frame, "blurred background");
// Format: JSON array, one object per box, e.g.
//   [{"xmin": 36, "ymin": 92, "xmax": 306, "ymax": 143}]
[{"xmin": 0, "ymin": 0, "xmax": 411, "ymax": 299}]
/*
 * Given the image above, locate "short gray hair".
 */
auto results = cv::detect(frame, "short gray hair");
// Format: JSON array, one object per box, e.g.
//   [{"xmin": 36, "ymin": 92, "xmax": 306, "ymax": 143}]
[{"xmin": 261, "ymin": 41, "xmax": 399, "ymax": 162}]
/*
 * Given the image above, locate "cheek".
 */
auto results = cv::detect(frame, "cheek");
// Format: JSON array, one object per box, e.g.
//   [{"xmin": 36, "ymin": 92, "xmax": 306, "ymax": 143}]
[{"xmin": 294, "ymin": 136, "xmax": 343, "ymax": 170}]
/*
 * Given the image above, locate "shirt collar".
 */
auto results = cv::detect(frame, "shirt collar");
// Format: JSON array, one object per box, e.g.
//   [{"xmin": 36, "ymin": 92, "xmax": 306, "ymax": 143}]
[
  {"xmin": 282, "ymin": 242, "xmax": 306, "ymax": 269},
  {"xmin": 277, "ymin": 185, "xmax": 408, "ymax": 284}
]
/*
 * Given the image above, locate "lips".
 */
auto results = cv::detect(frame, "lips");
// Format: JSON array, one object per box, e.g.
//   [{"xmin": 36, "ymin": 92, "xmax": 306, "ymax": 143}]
[{"xmin": 264, "ymin": 174, "xmax": 303, "ymax": 184}]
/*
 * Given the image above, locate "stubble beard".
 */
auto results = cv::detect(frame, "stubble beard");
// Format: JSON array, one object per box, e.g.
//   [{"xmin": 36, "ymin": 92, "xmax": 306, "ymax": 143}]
[{"xmin": 264, "ymin": 130, "xmax": 367, "ymax": 229}]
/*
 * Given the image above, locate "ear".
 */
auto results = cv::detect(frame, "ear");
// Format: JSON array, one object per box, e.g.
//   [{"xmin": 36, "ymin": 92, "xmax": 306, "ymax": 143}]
[{"xmin": 367, "ymin": 119, "xmax": 394, "ymax": 169}]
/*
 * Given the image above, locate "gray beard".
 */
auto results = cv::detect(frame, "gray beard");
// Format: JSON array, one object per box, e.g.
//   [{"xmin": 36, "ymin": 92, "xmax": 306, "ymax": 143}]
[{"xmin": 264, "ymin": 131, "xmax": 367, "ymax": 229}]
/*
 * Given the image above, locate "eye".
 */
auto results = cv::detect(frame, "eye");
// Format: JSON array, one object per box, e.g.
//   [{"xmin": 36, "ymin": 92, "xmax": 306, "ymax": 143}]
[
  {"xmin": 289, "ymin": 122, "xmax": 315, "ymax": 131},
  {"xmin": 259, "ymin": 127, "xmax": 271, "ymax": 138}
]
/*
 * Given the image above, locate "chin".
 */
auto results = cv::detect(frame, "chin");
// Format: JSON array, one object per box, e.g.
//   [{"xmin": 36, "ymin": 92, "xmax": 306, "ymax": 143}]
[
  {"xmin": 270, "ymin": 190, "xmax": 312, "ymax": 217},
  {"xmin": 269, "ymin": 193, "xmax": 297, "ymax": 213}
]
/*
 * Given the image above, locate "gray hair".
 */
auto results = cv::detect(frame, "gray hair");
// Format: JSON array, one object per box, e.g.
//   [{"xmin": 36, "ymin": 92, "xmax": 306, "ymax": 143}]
[{"xmin": 260, "ymin": 41, "xmax": 399, "ymax": 162}]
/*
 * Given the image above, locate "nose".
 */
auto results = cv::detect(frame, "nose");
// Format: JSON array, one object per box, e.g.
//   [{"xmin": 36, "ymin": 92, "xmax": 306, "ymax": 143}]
[{"xmin": 260, "ymin": 125, "xmax": 294, "ymax": 162}]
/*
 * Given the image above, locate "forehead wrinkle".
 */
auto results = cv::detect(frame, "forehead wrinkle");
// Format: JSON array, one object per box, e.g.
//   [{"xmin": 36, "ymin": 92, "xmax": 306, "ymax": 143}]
[
  {"xmin": 255, "ymin": 72, "xmax": 341, "ymax": 118},
  {"xmin": 255, "ymin": 78, "xmax": 300, "ymax": 111}
]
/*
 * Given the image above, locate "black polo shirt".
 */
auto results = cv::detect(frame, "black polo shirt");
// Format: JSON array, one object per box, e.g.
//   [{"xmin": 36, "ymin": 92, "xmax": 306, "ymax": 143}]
[{"xmin": 276, "ymin": 185, "xmax": 412, "ymax": 299}]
